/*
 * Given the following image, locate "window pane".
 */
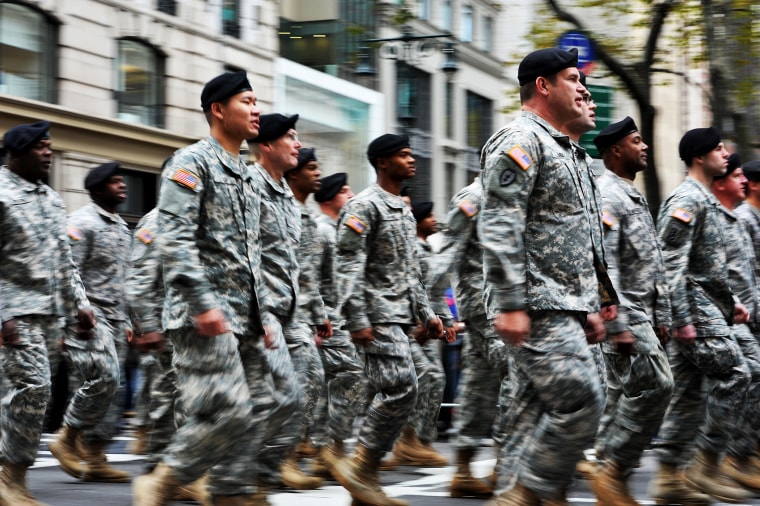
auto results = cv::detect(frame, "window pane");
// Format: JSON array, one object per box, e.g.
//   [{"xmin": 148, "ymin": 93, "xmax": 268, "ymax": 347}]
[
  {"xmin": 466, "ymin": 91, "xmax": 492, "ymax": 149},
  {"xmin": 441, "ymin": 0, "xmax": 452, "ymax": 31},
  {"xmin": 223, "ymin": 0, "xmax": 240, "ymax": 38},
  {"xmin": 117, "ymin": 39, "xmax": 162, "ymax": 127},
  {"xmin": 0, "ymin": 3, "xmax": 53, "ymax": 101},
  {"xmin": 461, "ymin": 6, "xmax": 473, "ymax": 43},
  {"xmin": 157, "ymin": 0, "xmax": 176, "ymax": 16}
]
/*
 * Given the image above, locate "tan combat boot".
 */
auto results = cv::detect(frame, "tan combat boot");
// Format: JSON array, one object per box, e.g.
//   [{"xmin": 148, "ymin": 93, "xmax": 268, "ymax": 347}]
[
  {"xmin": 127, "ymin": 425, "xmax": 148, "ymax": 455},
  {"xmin": 0, "ymin": 462, "xmax": 49, "ymax": 506},
  {"xmin": 650, "ymin": 462, "xmax": 711, "ymax": 505},
  {"xmin": 251, "ymin": 479, "xmax": 272, "ymax": 506},
  {"xmin": 684, "ymin": 449, "xmax": 752, "ymax": 503},
  {"xmin": 295, "ymin": 435, "xmax": 319, "ymax": 459},
  {"xmin": 575, "ymin": 457, "xmax": 600, "ymax": 479},
  {"xmin": 79, "ymin": 439, "xmax": 131, "ymax": 482},
  {"xmin": 173, "ymin": 472, "xmax": 212, "ymax": 506},
  {"xmin": 591, "ymin": 461, "xmax": 639, "ymax": 506},
  {"xmin": 132, "ymin": 462, "xmax": 179, "ymax": 506},
  {"xmin": 48, "ymin": 424, "xmax": 85, "ymax": 479},
  {"xmin": 310, "ymin": 439, "xmax": 345, "ymax": 478},
  {"xmin": 333, "ymin": 444, "xmax": 409, "ymax": 506},
  {"xmin": 390, "ymin": 427, "xmax": 447, "ymax": 467},
  {"xmin": 213, "ymin": 495, "xmax": 256, "ymax": 505},
  {"xmin": 280, "ymin": 451, "xmax": 324, "ymax": 490},
  {"xmin": 721, "ymin": 454, "xmax": 760, "ymax": 491},
  {"xmin": 450, "ymin": 448, "xmax": 493, "ymax": 499},
  {"xmin": 485, "ymin": 482, "xmax": 541, "ymax": 506}
]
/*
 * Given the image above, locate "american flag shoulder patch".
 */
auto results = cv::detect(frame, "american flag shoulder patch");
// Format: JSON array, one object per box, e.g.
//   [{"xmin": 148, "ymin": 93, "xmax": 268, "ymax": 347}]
[
  {"xmin": 345, "ymin": 215, "xmax": 367, "ymax": 234},
  {"xmin": 171, "ymin": 169, "xmax": 199, "ymax": 190},
  {"xmin": 671, "ymin": 207, "xmax": 693, "ymax": 224},
  {"xmin": 136, "ymin": 228, "xmax": 155, "ymax": 245},
  {"xmin": 507, "ymin": 145, "xmax": 533, "ymax": 171},
  {"xmin": 458, "ymin": 199, "xmax": 478, "ymax": 218},
  {"xmin": 602, "ymin": 210, "xmax": 617, "ymax": 227},
  {"xmin": 67, "ymin": 227, "xmax": 84, "ymax": 241}
]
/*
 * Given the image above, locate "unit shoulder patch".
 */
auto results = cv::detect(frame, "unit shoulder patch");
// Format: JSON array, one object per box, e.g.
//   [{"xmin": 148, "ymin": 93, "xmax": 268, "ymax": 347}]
[
  {"xmin": 500, "ymin": 169, "xmax": 516, "ymax": 187},
  {"xmin": 171, "ymin": 169, "xmax": 200, "ymax": 190},
  {"xmin": 458, "ymin": 199, "xmax": 479, "ymax": 218},
  {"xmin": 344, "ymin": 215, "xmax": 367, "ymax": 235},
  {"xmin": 67, "ymin": 227, "xmax": 84, "ymax": 241},
  {"xmin": 135, "ymin": 228, "xmax": 155, "ymax": 245},
  {"xmin": 506, "ymin": 145, "xmax": 533, "ymax": 171}
]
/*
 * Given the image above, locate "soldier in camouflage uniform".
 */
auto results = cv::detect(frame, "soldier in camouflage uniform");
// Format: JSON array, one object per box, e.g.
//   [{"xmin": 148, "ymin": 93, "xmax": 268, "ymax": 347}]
[
  {"xmin": 655, "ymin": 127, "xmax": 755, "ymax": 504},
  {"xmin": 50, "ymin": 161, "xmax": 132, "ymax": 483},
  {"xmin": 480, "ymin": 48, "xmax": 616, "ymax": 506},
  {"xmin": 586, "ymin": 118, "xmax": 676, "ymax": 506},
  {"xmin": 248, "ymin": 114, "xmax": 322, "ymax": 494},
  {"xmin": 708, "ymin": 155, "xmax": 760, "ymax": 492},
  {"xmin": 307, "ymin": 169, "xmax": 368, "ymax": 479},
  {"xmin": 380, "ymin": 202, "xmax": 453, "ymax": 472},
  {"xmin": 430, "ymin": 175, "xmax": 509, "ymax": 499},
  {"xmin": 735, "ymin": 160, "xmax": 760, "ymax": 263},
  {"xmin": 332, "ymin": 133, "xmax": 443, "ymax": 506},
  {"xmin": 133, "ymin": 70, "xmax": 284, "ymax": 505},
  {"xmin": 0, "ymin": 121, "xmax": 96, "ymax": 505}
]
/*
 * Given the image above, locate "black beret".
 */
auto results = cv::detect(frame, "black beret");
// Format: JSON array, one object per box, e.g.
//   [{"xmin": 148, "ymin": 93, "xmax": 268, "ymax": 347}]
[
  {"xmin": 579, "ymin": 70, "xmax": 587, "ymax": 88},
  {"xmin": 314, "ymin": 172, "xmax": 347, "ymax": 203},
  {"xmin": 593, "ymin": 116, "xmax": 639, "ymax": 154},
  {"xmin": 200, "ymin": 70, "xmax": 252, "ymax": 111},
  {"xmin": 3, "ymin": 121, "xmax": 50, "ymax": 154},
  {"xmin": 411, "ymin": 201, "xmax": 433, "ymax": 223},
  {"xmin": 249, "ymin": 113, "xmax": 299, "ymax": 143},
  {"xmin": 295, "ymin": 147, "xmax": 317, "ymax": 171},
  {"xmin": 367, "ymin": 134, "xmax": 410, "ymax": 160},
  {"xmin": 518, "ymin": 47, "xmax": 578, "ymax": 86},
  {"xmin": 743, "ymin": 160, "xmax": 760, "ymax": 182},
  {"xmin": 85, "ymin": 161, "xmax": 121, "ymax": 191},
  {"xmin": 678, "ymin": 127, "xmax": 721, "ymax": 163},
  {"xmin": 717, "ymin": 153, "xmax": 742, "ymax": 179}
]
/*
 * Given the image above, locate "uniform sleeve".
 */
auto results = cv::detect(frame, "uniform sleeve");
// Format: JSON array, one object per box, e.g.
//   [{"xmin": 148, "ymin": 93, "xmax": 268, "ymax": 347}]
[
  {"xmin": 334, "ymin": 204, "xmax": 372, "ymax": 331},
  {"xmin": 156, "ymin": 158, "xmax": 218, "ymax": 317},
  {"xmin": 601, "ymin": 204, "xmax": 630, "ymax": 335},
  {"xmin": 125, "ymin": 216, "xmax": 162, "ymax": 334},
  {"xmin": 657, "ymin": 199, "xmax": 697, "ymax": 328},
  {"xmin": 413, "ymin": 251, "xmax": 438, "ymax": 326},
  {"xmin": 478, "ymin": 134, "xmax": 539, "ymax": 315},
  {"xmin": 60, "ymin": 207, "xmax": 90, "ymax": 317},
  {"xmin": 428, "ymin": 194, "xmax": 474, "ymax": 304}
]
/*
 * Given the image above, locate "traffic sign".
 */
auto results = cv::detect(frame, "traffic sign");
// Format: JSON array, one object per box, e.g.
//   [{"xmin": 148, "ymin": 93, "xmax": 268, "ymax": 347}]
[{"xmin": 558, "ymin": 31, "xmax": 596, "ymax": 73}]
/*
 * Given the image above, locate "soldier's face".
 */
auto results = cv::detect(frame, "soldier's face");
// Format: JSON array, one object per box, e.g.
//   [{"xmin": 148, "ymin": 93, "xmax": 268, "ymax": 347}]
[
  {"xmin": 417, "ymin": 214, "xmax": 437, "ymax": 236},
  {"xmin": 290, "ymin": 160, "xmax": 322, "ymax": 194},
  {"xmin": 722, "ymin": 167, "xmax": 747, "ymax": 202},
  {"xmin": 384, "ymin": 148, "xmax": 416, "ymax": 181},
  {"xmin": 222, "ymin": 90, "xmax": 260, "ymax": 141},
  {"xmin": 270, "ymin": 130, "xmax": 302, "ymax": 171},
  {"xmin": 700, "ymin": 142, "xmax": 729, "ymax": 177},
  {"xmin": 333, "ymin": 185, "xmax": 354, "ymax": 209},
  {"xmin": 16, "ymin": 138, "xmax": 52, "ymax": 182},
  {"xmin": 547, "ymin": 67, "xmax": 585, "ymax": 123},
  {"xmin": 99, "ymin": 175, "xmax": 128, "ymax": 206},
  {"xmin": 619, "ymin": 132, "xmax": 648, "ymax": 172}
]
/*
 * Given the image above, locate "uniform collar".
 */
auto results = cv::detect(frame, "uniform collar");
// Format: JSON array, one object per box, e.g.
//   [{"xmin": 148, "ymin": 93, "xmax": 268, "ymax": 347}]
[
  {"xmin": 371, "ymin": 183, "xmax": 407, "ymax": 209},
  {"xmin": 206, "ymin": 136, "xmax": 250, "ymax": 181},
  {"xmin": 2, "ymin": 166, "xmax": 48, "ymax": 193}
]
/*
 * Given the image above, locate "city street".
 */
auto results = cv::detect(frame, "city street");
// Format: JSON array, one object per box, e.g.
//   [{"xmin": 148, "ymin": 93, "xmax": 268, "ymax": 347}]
[{"xmin": 26, "ymin": 432, "xmax": 760, "ymax": 505}]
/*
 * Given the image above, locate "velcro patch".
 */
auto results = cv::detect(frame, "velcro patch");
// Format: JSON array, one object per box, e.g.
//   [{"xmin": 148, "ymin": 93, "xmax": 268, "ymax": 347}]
[
  {"xmin": 507, "ymin": 145, "xmax": 532, "ymax": 171},
  {"xmin": 67, "ymin": 227, "xmax": 84, "ymax": 241},
  {"xmin": 345, "ymin": 215, "xmax": 367, "ymax": 234},
  {"xmin": 500, "ymin": 169, "xmax": 516, "ymax": 186},
  {"xmin": 171, "ymin": 169, "xmax": 199, "ymax": 190},
  {"xmin": 671, "ymin": 207, "xmax": 693, "ymax": 224},
  {"xmin": 602, "ymin": 210, "xmax": 617, "ymax": 227},
  {"xmin": 459, "ymin": 199, "xmax": 478, "ymax": 218},
  {"xmin": 136, "ymin": 228, "xmax": 155, "ymax": 245}
]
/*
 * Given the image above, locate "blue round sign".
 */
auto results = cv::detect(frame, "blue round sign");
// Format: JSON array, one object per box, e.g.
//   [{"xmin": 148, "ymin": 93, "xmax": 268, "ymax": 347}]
[{"xmin": 558, "ymin": 31, "xmax": 595, "ymax": 68}]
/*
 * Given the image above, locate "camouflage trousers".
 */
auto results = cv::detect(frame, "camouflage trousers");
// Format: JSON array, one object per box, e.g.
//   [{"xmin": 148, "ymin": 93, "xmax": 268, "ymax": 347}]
[
  {"xmin": 594, "ymin": 322, "xmax": 674, "ymax": 471},
  {"xmin": 453, "ymin": 313, "xmax": 508, "ymax": 451},
  {"xmin": 143, "ymin": 343, "xmax": 179, "ymax": 470},
  {"xmin": 656, "ymin": 331, "xmax": 752, "ymax": 466},
  {"xmin": 162, "ymin": 328, "xmax": 278, "ymax": 496},
  {"xmin": 358, "ymin": 324, "xmax": 418, "ymax": 454},
  {"xmin": 406, "ymin": 338, "xmax": 445, "ymax": 443},
  {"xmin": 255, "ymin": 319, "xmax": 304, "ymax": 485},
  {"xmin": 0, "ymin": 315, "xmax": 60, "ymax": 466},
  {"xmin": 312, "ymin": 329, "xmax": 367, "ymax": 446},
  {"xmin": 133, "ymin": 351, "xmax": 159, "ymax": 428},
  {"xmin": 491, "ymin": 311, "xmax": 605, "ymax": 500},
  {"xmin": 63, "ymin": 316, "xmax": 120, "ymax": 443}
]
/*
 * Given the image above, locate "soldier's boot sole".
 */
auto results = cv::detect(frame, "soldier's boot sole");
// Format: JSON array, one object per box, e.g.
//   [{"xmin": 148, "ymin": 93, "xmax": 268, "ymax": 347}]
[{"xmin": 450, "ymin": 474, "xmax": 494, "ymax": 499}]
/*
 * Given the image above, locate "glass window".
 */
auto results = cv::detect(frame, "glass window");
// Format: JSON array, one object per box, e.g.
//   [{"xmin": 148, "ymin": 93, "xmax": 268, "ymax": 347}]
[
  {"xmin": 157, "ymin": 0, "xmax": 176, "ymax": 16},
  {"xmin": 445, "ymin": 81, "xmax": 453, "ymax": 139},
  {"xmin": 222, "ymin": 0, "xmax": 241, "ymax": 38},
  {"xmin": 419, "ymin": 0, "xmax": 430, "ymax": 20},
  {"xmin": 482, "ymin": 15, "xmax": 493, "ymax": 52},
  {"xmin": 397, "ymin": 62, "xmax": 431, "ymax": 132},
  {"xmin": 0, "ymin": 2, "xmax": 56, "ymax": 102},
  {"xmin": 118, "ymin": 168, "xmax": 159, "ymax": 226},
  {"xmin": 461, "ymin": 5, "xmax": 473, "ymax": 43},
  {"xmin": 441, "ymin": 0, "xmax": 452, "ymax": 31},
  {"xmin": 466, "ymin": 91, "xmax": 492, "ymax": 149},
  {"xmin": 116, "ymin": 39, "xmax": 164, "ymax": 128}
]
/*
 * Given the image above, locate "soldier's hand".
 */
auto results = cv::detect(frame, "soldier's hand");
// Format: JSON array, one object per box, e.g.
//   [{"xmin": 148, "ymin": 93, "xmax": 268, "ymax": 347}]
[
  {"xmin": 583, "ymin": 313, "xmax": 606, "ymax": 344},
  {"xmin": 673, "ymin": 324, "xmax": 696, "ymax": 345},
  {"xmin": 734, "ymin": 303, "xmax": 750, "ymax": 325},
  {"xmin": 263, "ymin": 324, "xmax": 280, "ymax": 350},
  {"xmin": 193, "ymin": 308, "xmax": 229, "ymax": 337},
  {"xmin": 600, "ymin": 305, "xmax": 618, "ymax": 322},
  {"xmin": 125, "ymin": 327, "xmax": 135, "ymax": 346},
  {"xmin": 350, "ymin": 327, "xmax": 375, "ymax": 347},
  {"xmin": 444, "ymin": 326, "xmax": 457, "ymax": 343},
  {"xmin": 135, "ymin": 331, "xmax": 165, "ymax": 353},
  {"xmin": 426, "ymin": 318, "xmax": 444, "ymax": 341},
  {"xmin": 494, "ymin": 311, "xmax": 531, "ymax": 346},
  {"xmin": 611, "ymin": 331, "xmax": 636, "ymax": 356},
  {"xmin": 411, "ymin": 324, "xmax": 429, "ymax": 345},
  {"xmin": 1, "ymin": 319, "xmax": 18, "ymax": 346},
  {"xmin": 654, "ymin": 326, "xmax": 670, "ymax": 345},
  {"xmin": 316, "ymin": 319, "xmax": 333, "ymax": 339}
]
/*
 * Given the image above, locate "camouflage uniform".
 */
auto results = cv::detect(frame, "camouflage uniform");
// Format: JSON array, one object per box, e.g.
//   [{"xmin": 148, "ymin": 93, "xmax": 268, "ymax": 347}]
[
  {"xmin": 479, "ymin": 112, "xmax": 614, "ymax": 500},
  {"xmin": 0, "ymin": 167, "xmax": 90, "ymax": 466},
  {"xmin": 66, "ymin": 201, "xmax": 131, "ymax": 445},
  {"xmin": 334, "ymin": 183, "xmax": 437, "ymax": 453},
  {"xmin": 430, "ymin": 178, "xmax": 508, "ymax": 455},
  {"xmin": 656, "ymin": 177, "xmax": 752, "ymax": 466},
  {"xmin": 125, "ymin": 208, "xmax": 178, "ymax": 469},
  {"xmin": 735, "ymin": 202, "xmax": 760, "ymax": 264},
  {"xmin": 156, "ymin": 136, "xmax": 280, "ymax": 496},
  {"xmin": 312, "ymin": 212, "xmax": 367, "ymax": 447},
  {"xmin": 593, "ymin": 169, "xmax": 674, "ymax": 471},
  {"xmin": 252, "ymin": 164, "xmax": 312, "ymax": 485}
]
